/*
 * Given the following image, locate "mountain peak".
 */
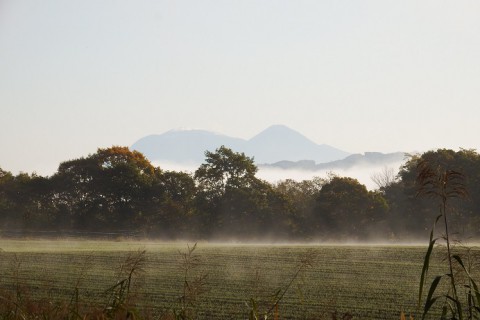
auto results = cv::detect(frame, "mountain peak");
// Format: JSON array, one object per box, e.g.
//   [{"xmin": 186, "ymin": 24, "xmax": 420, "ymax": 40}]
[
  {"xmin": 261, "ymin": 124, "xmax": 296, "ymax": 132},
  {"xmin": 249, "ymin": 125, "xmax": 315, "ymax": 144},
  {"xmin": 244, "ymin": 125, "xmax": 348, "ymax": 163},
  {"xmin": 252, "ymin": 124, "xmax": 302, "ymax": 135}
]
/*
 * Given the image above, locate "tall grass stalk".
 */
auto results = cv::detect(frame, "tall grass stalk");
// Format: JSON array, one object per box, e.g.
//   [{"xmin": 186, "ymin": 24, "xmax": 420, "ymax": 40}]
[
  {"xmin": 416, "ymin": 158, "xmax": 477, "ymax": 319},
  {"xmin": 104, "ymin": 249, "xmax": 146, "ymax": 317},
  {"xmin": 173, "ymin": 243, "xmax": 208, "ymax": 320}
]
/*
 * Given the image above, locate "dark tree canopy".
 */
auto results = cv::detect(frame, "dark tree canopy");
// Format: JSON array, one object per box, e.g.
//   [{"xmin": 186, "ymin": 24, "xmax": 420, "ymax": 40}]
[
  {"xmin": 386, "ymin": 149, "xmax": 480, "ymax": 237},
  {"xmin": 314, "ymin": 176, "xmax": 388, "ymax": 239},
  {"xmin": 1, "ymin": 147, "xmax": 480, "ymax": 241}
]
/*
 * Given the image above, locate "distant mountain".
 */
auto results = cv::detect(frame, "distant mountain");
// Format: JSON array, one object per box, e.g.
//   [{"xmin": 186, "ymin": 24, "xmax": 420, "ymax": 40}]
[
  {"xmin": 244, "ymin": 125, "xmax": 350, "ymax": 164},
  {"xmin": 261, "ymin": 152, "xmax": 407, "ymax": 171},
  {"xmin": 131, "ymin": 129, "xmax": 245, "ymax": 164},
  {"xmin": 131, "ymin": 125, "xmax": 350, "ymax": 165}
]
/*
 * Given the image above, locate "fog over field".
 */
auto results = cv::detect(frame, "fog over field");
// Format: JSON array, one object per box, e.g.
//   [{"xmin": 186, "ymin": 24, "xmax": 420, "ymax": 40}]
[{"xmin": 0, "ymin": 240, "xmax": 437, "ymax": 319}]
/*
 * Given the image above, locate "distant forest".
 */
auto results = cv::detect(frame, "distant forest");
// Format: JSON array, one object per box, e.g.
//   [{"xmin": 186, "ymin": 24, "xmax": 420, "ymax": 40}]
[{"xmin": 1, "ymin": 146, "xmax": 479, "ymax": 241}]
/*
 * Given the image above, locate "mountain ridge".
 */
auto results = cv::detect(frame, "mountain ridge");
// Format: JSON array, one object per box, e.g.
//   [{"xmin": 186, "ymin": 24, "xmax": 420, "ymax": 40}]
[
  {"xmin": 260, "ymin": 151, "xmax": 407, "ymax": 171},
  {"xmin": 131, "ymin": 125, "xmax": 350, "ymax": 165}
]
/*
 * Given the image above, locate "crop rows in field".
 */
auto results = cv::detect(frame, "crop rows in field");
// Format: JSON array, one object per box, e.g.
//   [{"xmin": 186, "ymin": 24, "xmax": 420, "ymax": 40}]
[{"xmin": 0, "ymin": 240, "xmax": 477, "ymax": 319}]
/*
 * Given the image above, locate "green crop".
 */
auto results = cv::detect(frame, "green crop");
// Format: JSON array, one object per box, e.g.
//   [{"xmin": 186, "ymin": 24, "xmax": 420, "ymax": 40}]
[{"xmin": 0, "ymin": 240, "xmax": 478, "ymax": 319}]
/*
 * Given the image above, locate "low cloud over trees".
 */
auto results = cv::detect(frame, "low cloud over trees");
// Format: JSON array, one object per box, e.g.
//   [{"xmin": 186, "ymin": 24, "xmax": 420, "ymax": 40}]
[{"xmin": 1, "ymin": 146, "xmax": 480, "ymax": 241}]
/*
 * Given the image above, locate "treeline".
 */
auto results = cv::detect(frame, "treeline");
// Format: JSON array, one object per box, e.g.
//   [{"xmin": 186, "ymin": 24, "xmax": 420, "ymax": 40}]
[{"xmin": 1, "ymin": 146, "xmax": 480, "ymax": 241}]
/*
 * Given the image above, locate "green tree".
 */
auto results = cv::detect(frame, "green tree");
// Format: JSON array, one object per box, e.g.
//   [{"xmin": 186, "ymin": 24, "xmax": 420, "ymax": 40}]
[
  {"xmin": 314, "ymin": 176, "xmax": 388, "ymax": 239},
  {"xmin": 52, "ymin": 146, "xmax": 158, "ymax": 231},
  {"xmin": 145, "ymin": 170, "xmax": 197, "ymax": 237},
  {"xmin": 194, "ymin": 146, "xmax": 258, "ymax": 198},
  {"xmin": 387, "ymin": 149, "xmax": 480, "ymax": 238},
  {"xmin": 0, "ymin": 170, "xmax": 54, "ymax": 230},
  {"xmin": 0, "ymin": 168, "xmax": 15, "ymax": 227},
  {"xmin": 194, "ymin": 146, "xmax": 282, "ymax": 237},
  {"xmin": 273, "ymin": 177, "xmax": 326, "ymax": 237}
]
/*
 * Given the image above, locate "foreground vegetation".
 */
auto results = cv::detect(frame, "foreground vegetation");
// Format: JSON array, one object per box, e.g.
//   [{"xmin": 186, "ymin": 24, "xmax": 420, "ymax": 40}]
[{"xmin": 2, "ymin": 240, "xmax": 477, "ymax": 319}]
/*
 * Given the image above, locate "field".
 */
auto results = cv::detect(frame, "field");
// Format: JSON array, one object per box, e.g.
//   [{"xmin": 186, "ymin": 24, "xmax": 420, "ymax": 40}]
[{"xmin": 0, "ymin": 239, "xmax": 476, "ymax": 319}]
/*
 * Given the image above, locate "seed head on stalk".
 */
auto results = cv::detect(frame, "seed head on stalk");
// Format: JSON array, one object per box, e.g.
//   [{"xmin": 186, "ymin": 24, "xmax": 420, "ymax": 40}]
[{"xmin": 416, "ymin": 156, "xmax": 468, "ymax": 319}]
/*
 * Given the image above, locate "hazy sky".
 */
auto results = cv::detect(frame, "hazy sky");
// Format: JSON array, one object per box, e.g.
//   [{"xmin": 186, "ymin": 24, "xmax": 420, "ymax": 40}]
[{"xmin": 1, "ymin": 1, "xmax": 480, "ymax": 175}]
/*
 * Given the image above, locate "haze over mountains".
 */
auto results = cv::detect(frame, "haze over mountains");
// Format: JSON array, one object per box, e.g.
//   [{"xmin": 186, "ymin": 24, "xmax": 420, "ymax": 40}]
[
  {"xmin": 131, "ymin": 125, "xmax": 406, "ymax": 171},
  {"xmin": 263, "ymin": 152, "xmax": 406, "ymax": 171}
]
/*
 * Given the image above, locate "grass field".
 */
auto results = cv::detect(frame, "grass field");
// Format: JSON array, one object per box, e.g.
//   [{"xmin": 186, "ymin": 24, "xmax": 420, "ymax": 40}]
[{"xmin": 0, "ymin": 239, "xmax": 477, "ymax": 319}]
